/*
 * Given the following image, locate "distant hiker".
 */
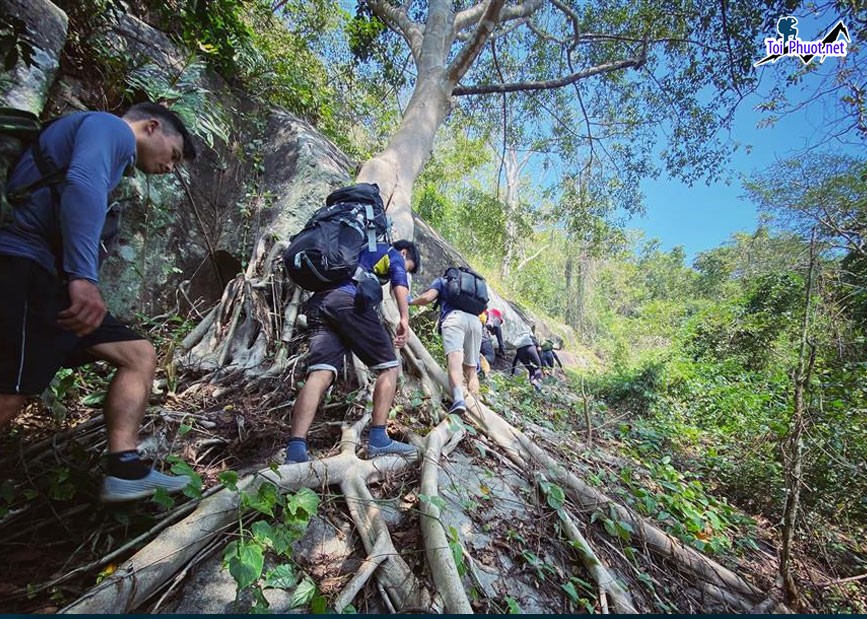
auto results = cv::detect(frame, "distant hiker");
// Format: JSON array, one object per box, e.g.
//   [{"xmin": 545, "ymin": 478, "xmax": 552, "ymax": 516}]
[
  {"xmin": 284, "ymin": 229, "xmax": 422, "ymax": 463},
  {"xmin": 485, "ymin": 307, "xmax": 506, "ymax": 357},
  {"xmin": 480, "ymin": 325, "xmax": 496, "ymax": 370},
  {"xmin": 0, "ymin": 102, "xmax": 197, "ymax": 502},
  {"xmin": 510, "ymin": 331, "xmax": 543, "ymax": 390},
  {"xmin": 409, "ymin": 266, "xmax": 488, "ymax": 414},
  {"xmin": 540, "ymin": 339, "xmax": 563, "ymax": 373}
]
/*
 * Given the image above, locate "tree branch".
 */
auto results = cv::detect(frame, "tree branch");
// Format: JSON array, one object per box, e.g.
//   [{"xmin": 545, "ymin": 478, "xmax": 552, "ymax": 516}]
[
  {"xmin": 454, "ymin": 51, "xmax": 647, "ymax": 96},
  {"xmin": 366, "ymin": 0, "xmax": 424, "ymax": 61},
  {"xmin": 448, "ymin": 0, "xmax": 507, "ymax": 83},
  {"xmin": 454, "ymin": 0, "xmax": 542, "ymax": 33}
]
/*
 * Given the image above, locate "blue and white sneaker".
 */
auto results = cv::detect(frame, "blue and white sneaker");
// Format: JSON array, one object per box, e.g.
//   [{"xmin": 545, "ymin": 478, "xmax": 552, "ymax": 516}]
[
  {"xmin": 367, "ymin": 439, "xmax": 418, "ymax": 457},
  {"xmin": 448, "ymin": 399, "xmax": 467, "ymax": 415},
  {"xmin": 100, "ymin": 469, "xmax": 191, "ymax": 503}
]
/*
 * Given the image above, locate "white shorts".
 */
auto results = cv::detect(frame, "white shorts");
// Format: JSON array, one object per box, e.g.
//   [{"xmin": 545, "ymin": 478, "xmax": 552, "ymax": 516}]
[{"xmin": 441, "ymin": 310, "xmax": 483, "ymax": 367}]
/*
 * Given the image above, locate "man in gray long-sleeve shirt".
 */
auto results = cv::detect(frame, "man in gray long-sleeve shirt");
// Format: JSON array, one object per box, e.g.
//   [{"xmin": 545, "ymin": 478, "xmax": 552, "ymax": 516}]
[{"xmin": 0, "ymin": 102, "xmax": 197, "ymax": 503}]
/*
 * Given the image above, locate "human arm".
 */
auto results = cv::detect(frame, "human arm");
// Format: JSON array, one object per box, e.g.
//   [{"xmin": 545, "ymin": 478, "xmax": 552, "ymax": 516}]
[
  {"xmin": 58, "ymin": 278, "xmax": 106, "ymax": 336},
  {"xmin": 60, "ymin": 114, "xmax": 135, "ymax": 284},
  {"xmin": 553, "ymin": 351, "xmax": 563, "ymax": 369},
  {"xmin": 408, "ymin": 287, "xmax": 439, "ymax": 307},
  {"xmin": 392, "ymin": 284, "xmax": 410, "ymax": 348}
]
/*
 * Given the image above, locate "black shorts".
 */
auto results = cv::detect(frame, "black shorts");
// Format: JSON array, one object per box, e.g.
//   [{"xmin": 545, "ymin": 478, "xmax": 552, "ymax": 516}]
[
  {"xmin": 0, "ymin": 255, "xmax": 145, "ymax": 395},
  {"xmin": 515, "ymin": 345, "xmax": 542, "ymax": 379},
  {"xmin": 304, "ymin": 289, "xmax": 398, "ymax": 376}
]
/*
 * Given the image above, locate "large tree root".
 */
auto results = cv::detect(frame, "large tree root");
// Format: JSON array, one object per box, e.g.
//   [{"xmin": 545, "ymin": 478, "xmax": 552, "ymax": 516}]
[
  {"xmin": 464, "ymin": 394, "xmax": 767, "ymax": 612},
  {"xmin": 419, "ymin": 417, "xmax": 472, "ymax": 613},
  {"xmin": 59, "ymin": 415, "xmax": 439, "ymax": 614}
]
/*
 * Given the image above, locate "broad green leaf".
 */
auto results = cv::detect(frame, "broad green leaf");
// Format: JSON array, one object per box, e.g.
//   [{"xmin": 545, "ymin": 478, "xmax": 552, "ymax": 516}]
[
  {"xmin": 219, "ymin": 470, "xmax": 239, "ymax": 491},
  {"xmin": 286, "ymin": 487, "xmax": 319, "ymax": 521},
  {"xmin": 264, "ymin": 563, "xmax": 297, "ymax": 590},
  {"xmin": 290, "ymin": 575, "xmax": 317, "ymax": 608},
  {"xmin": 226, "ymin": 541, "xmax": 264, "ymax": 590},
  {"xmin": 505, "ymin": 596, "xmax": 522, "ymax": 613},
  {"xmin": 151, "ymin": 487, "xmax": 174, "ymax": 509},
  {"xmin": 561, "ymin": 581, "xmax": 580, "ymax": 603}
]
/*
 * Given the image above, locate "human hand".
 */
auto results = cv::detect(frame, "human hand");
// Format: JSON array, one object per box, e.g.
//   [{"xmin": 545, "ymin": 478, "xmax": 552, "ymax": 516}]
[
  {"xmin": 394, "ymin": 319, "xmax": 410, "ymax": 348},
  {"xmin": 58, "ymin": 279, "xmax": 106, "ymax": 336}
]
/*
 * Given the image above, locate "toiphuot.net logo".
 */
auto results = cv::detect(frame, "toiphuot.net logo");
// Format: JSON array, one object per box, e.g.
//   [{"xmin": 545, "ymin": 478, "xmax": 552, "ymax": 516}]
[{"xmin": 754, "ymin": 16, "xmax": 850, "ymax": 67}]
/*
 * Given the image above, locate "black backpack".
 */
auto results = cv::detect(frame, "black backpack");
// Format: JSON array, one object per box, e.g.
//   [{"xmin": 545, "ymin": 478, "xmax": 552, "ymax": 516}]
[
  {"xmin": 282, "ymin": 183, "xmax": 392, "ymax": 291},
  {"xmin": 442, "ymin": 266, "xmax": 489, "ymax": 315}
]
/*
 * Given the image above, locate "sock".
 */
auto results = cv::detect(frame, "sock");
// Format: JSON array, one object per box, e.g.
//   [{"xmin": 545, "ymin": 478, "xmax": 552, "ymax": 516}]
[
  {"xmin": 285, "ymin": 437, "xmax": 309, "ymax": 463},
  {"xmin": 452, "ymin": 386, "xmax": 464, "ymax": 402},
  {"xmin": 369, "ymin": 425, "xmax": 390, "ymax": 448},
  {"xmin": 107, "ymin": 450, "xmax": 150, "ymax": 480}
]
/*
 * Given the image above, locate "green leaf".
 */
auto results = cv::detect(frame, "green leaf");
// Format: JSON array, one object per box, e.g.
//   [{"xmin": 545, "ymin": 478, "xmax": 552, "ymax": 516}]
[
  {"xmin": 224, "ymin": 540, "xmax": 265, "ymax": 590},
  {"xmin": 561, "ymin": 581, "xmax": 580, "ymax": 603},
  {"xmin": 603, "ymin": 518, "xmax": 618, "ymax": 538},
  {"xmin": 542, "ymin": 481, "xmax": 565, "ymax": 510},
  {"xmin": 290, "ymin": 575, "xmax": 317, "ymax": 608},
  {"xmin": 310, "ymin": 591, "xmax": 328, "ymax": 614},
  {"xmin": 167, "ymin": 456, "xmax": 202, "ymax": 498},
  {"xmin": 251, "ymin": 586, "xmax": 270, "ymax": 613},
  {"xmin": 418, "ymin": 493, "xmax": 447, "ymax": 510},
  {"xmin": 219, "ymin": 470, "xmax": 239, "ymax": 491},
  {"xmin": 243, "ymin": 482, "xmax": 279, "ymax": 517},
  {"xmin": 81, "ymin": 392, "xmax": 106, "ymax": 406},
  {"xmin": 285, "ymin": 487, "xmax": 319, "ymax": 522},
  {"xmin": 264, "ymin": 564, "xmax": 297, "ymax": 590},
  {"xmin": 251, "ymin": 521, "xmax": 275, "ymax": 545},
  {"xmin": 178, "ymin": 423, "xmax": 193, "ymax": 436},
  {"xmin": 151, "ymin": 487, "xmax": 175, "ymax": 509},
  {"xmin": 505, "ymin": 596, "xmax": 522, "ymax": 613}
]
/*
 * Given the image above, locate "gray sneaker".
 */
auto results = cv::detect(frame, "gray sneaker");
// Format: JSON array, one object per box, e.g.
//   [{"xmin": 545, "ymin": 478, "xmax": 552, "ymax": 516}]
[
  {"xmin": 100, "ymin": 469, "xmax": 191, "ymax": 503},
  {"xmin": 367, "ymin": 439, "xmax": 418, "ymax": 458}
]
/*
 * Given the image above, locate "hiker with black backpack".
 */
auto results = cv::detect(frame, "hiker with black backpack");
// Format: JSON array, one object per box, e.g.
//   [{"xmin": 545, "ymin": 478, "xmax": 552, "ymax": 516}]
[
  {"xmin": 0, "ymin": 102, "xmax": 197, "ymax": 502},
  {"xmin": 282, "ymin": 184, "xmax": 422, "ymax": 463},
  {"xmin": 409, "ymin": 266, "xmax": 488, "ymax": 415}
]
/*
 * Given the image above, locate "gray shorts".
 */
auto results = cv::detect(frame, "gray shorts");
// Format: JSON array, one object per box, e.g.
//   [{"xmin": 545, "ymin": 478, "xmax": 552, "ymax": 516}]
[{"xmin": 441, "ymin": 310, "xmax": 482, "ymax": 367}]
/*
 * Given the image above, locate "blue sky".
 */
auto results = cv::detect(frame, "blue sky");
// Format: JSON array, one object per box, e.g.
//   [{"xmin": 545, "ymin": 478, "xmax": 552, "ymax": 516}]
[{"xmin": 632, "ymin": 12, "xmax": 860, "ymax": 263}]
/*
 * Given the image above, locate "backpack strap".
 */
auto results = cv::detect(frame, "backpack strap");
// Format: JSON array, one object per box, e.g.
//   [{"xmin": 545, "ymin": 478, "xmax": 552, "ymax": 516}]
[
  {"xmin": 363, "ymin": 202, "xmax": 377, "ymax": 252},
  {"xmin": 6, "ymin": 133, "xmax": 67, "ymax": 206}
]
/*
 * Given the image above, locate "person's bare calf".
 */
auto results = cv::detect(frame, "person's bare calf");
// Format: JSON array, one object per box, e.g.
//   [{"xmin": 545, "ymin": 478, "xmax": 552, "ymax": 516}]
[
  {"xmin": 88, "ymin": 339, "xmax": 191, "ymax": 502},
  {"xmin": 0, "ymin": 394, "xmax": 26, "ymax": 429}
]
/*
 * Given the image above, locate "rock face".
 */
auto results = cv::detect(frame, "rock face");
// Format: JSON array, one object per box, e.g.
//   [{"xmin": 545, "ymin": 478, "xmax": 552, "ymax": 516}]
[
  {"xmin": 0, "ymin": 0, "xmax": 67, "ymax": 114},
  {"xmin": 0, "ymin": 0, "xmax": 68, "ymax": 224}
]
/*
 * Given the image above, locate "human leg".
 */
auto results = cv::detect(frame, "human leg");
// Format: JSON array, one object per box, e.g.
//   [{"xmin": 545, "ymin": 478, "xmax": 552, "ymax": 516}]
[
  {"xmin": 462, "ymin": 313, "xmax": 482, "ymax": 397},
  {"xmin": 80, "ymin": 326, "xmax": 191, "ymax": 501},
  {"xmin": 285, "ymin": 296, "xmax": 346, "ymax": 463},
  {"xmin": 441, "ymin": 312, "xmax": 470, "ymax": 413},
  {"xmin": 84, "ymin": 338, "xmax": 156, "ymax": 453},
  {"xmin": 320, "ymin": 292, "xmax": 415, "ymax": 457},
  {"xmin": 0, "ymin": 395, "xmax": 26, "ymax": 429}
]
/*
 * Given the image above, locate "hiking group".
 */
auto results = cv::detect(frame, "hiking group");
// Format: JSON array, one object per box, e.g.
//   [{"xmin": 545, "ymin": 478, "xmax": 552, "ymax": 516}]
[{"xmin": 0, "ymin": 100, "xmax": 551, "ymax": 503}]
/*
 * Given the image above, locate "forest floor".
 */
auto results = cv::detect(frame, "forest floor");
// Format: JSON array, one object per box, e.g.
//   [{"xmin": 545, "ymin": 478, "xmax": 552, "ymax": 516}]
[{"xmin": 0, "ymin": 349, "xmax": 865, "ymax": 614}]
